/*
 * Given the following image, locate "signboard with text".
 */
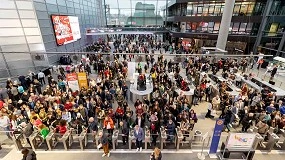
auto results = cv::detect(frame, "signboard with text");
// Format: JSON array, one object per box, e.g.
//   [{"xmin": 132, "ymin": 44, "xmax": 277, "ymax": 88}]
[
  {"xmin": 226, "ymin": 133, "xmax": 256, "ymax": 150},
  {"xmin": 66, "ymin": 73, "xmax": 79, "ymax": 91},
  {"xmin": 77, "ymin": 72, "xmax": 88, "ymax": 89},
  {"xmin": 209, "ymin": 119, "xmax": 224, "ymax": 154}
]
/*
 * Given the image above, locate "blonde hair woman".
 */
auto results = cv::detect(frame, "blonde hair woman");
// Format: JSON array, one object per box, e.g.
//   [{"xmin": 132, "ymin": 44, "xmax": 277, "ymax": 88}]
[{"xmin": 150, "ymin": 147, "xmax": 162, "ymax": 160}]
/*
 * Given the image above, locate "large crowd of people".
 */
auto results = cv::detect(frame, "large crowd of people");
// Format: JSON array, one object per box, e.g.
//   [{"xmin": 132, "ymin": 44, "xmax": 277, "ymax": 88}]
[{"xmin": 0, "ymin": 35, "xmax": 285, "ymax": 158}]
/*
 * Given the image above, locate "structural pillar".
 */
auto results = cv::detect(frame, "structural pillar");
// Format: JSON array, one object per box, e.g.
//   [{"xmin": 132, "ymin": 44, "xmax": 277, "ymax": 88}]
[
  {"xmin": 253, "ymin": 0, "xmax": 274, "ymax": 54},
  {"xmin": 216, "ymin": 0, "xmax": 236, "ymax": 50},
  {"xmin": 276, "ymin": 32, "xmax": 285, "ymax": 56}
]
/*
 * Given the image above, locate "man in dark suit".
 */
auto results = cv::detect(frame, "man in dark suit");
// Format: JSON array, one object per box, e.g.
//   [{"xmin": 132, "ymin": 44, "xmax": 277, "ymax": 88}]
[
  {"xmin": 271, "ymin": 65, "xmax": 278, "ymax": 78},
  {"xmin": 135, "ymin": 114, "xmax": 145, "ymax": 128}
]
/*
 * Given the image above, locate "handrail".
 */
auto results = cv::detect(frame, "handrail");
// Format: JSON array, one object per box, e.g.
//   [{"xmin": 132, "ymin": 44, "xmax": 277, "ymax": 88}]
[{"xmin": 0, "ymin": 51, "xmax": 274, "ymax": 57}]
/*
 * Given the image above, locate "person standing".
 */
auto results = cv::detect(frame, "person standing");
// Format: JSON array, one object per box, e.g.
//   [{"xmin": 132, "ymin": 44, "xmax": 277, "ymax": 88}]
[
  {"xmin": 98, "ymin": 131, "xmax": 110, "ymax": 157},
  {"xmin": 119, "ymin": 121, "xmax": 129, "ymax": 145},
  {"xmin": 205, "ymin": 102, "xmax": 214, "ymax": 118},
  {"xmin": 271, "ymin": 65, "xmax": 278, "ymax": 78},
  {"xmin": 37, "ymin": 70, "xmax": 45, "ymax": 85},
  {"xmin": 134, "ymin": 125, "xmax": 144, "ymax": 152},
  {"xmin": 21, "ymin": 148, "xmax": 37, "ymax": 160},
  {"xmin": 0, "ymin": 113, "xmax": 12, "ymax": 139},
  {"xmin": 150, "ymin": 147, "xmax": 162, "ymax": 160},
  {"xmin": 103, "ymin": 116, "xmax": 114, "ymax": 135}
]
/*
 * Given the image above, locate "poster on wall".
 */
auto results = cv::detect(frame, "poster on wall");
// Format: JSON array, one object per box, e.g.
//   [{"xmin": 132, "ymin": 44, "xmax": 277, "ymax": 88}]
[
  {"xmin": 51, "ymin": 15, "xmax": 81, "ymax": 46},
  {"xmin": 66, "ymin": 73, "xmax": 80, "ymax": 91},
  {"xmin": 77, "ymin": 72, "xmax": 88, "ymax": 89},
  {"xmin": 226, "ymin": 133, "xmax": 256, "ymax": 150}
]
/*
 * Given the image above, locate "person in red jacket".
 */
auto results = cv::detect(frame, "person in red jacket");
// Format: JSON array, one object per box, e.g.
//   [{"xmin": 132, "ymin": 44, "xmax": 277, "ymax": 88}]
[
  {"xmin": 56, "ymin": 119, "xmax": 67, "ymax": 135},
  {"xmin": 136, "ymin": 104, "xmax": 144, "ymax": 115},
  {"xmin": 115, "ymin": 106, "xmax": 124, "ymax": 125},
  {"xmin": 64, "ymin": 100, "xmax": 73, "ymax": 111}
]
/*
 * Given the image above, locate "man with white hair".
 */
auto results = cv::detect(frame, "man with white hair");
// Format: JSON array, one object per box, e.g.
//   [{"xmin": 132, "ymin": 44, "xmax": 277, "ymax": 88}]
[{"xmin": 19, "ymin": 122, "xmax": 33, "ymax": 146}]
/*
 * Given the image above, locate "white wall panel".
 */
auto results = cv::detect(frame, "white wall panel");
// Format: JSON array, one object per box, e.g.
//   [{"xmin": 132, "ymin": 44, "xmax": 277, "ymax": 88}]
[
  {"xmin": 16, "ymin": 1, "xmax": 33, "ymax": 10},
  {"xmin": 0, "ymin": 36, "xmax": 26, "ymax": 45},
  {"xmin": 0, "ymin": 1, "xmax": 16, "ymax": 9},
  {"xmin": 1, "ymin": 44, "xmax": 29, "ymax": 52},
  {"xmin": 0, "ymin": 28, "xmax": 24, "ymax": 36},
  {"xmin": 26, "ymin": 36, "xmax": 42, "ymax": 44},
  {"xmin": 0, "ymin": 10, "xmax": 18, "ymax": 18},
  {"xmin": 19, "ymin": 10, "xmax": 36, "ymax": 19},
  {"xmin": 24, "ymin": 28, "xmax": 41, "ymax": 35},
  {"xmin": 29, "ymin": 43, "xmax": 45, "ymax": 51},
  {"xmin": 0, "ymin": 19, "xmax": 22, "ymax": 27},
  {"xmin": 21, "ymin": 19, "xmax": 38, "ymax": 27}
]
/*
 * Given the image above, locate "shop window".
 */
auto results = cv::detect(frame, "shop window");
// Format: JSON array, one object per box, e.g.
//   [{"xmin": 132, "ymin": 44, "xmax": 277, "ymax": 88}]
[
  {"xmin": 232, "ymin": 22, "xmax": 240, "ymax": 32},
  {"xmin": 233, "ymin": 5, "xmax": 241, "ymax": 16},
  {"xmin": 239, "ymin": 23, "xmax": 247, "ymax": 32},
  {"xmin": 214, "ymin": 6, "xmax": 221, "ymax": 16},
  {"xmin": 214, "ymin": 22, "xmax": 220, "ymax": 31},
  {"xmin": 208, "ymin": 6, "xmax": 214, "ymax": 15}
]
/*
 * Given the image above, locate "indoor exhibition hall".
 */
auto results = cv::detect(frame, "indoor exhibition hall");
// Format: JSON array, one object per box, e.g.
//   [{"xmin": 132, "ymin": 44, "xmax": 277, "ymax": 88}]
[{"xmin": 0, "ymin": 0, "xmax": 285, "ymax": 160}]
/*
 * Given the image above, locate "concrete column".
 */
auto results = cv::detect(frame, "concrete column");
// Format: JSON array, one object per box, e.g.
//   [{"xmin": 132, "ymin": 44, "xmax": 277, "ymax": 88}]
[
  {"xmin": 216, "ymin": 0, "xmax": 236, "ymax": 50},
  {"xmin": 276, "ymin": 32, "xmax": 285, "ymax": 56},
  {"xmin": 253, "ymin": 0, "xmax": 273, "ymax": 54}
]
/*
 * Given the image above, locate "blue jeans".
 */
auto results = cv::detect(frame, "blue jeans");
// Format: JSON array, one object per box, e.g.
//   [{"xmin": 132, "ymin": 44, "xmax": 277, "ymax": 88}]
[{"xmin": 3, "ymin": 126, "xmax": 12, "ymax": 139}]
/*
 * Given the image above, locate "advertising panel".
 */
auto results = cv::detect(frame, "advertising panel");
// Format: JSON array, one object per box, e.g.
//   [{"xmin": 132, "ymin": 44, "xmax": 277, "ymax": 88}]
[
  {"xmin": 66, "ymin": 73, "xmax": 79, "ymax": 91},
  {"xmin": 77, "ymin": 72, "xmax": 88, "ymax": 89},
  {"xmin": 209, "ymin": 119, "xmax": 224, "ymax": 154},
  {"xmin": 51, "ymin": 15, "xmax": 81, "ymax": 45},
  {"xmin": 226, "ymin": 133, "xmax": 256, "ymax": 150}
]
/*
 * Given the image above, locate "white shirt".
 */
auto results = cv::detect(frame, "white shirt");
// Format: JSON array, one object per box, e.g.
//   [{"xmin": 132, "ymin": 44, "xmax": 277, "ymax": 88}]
[
  {"xmin": 208, "ymin": 103, "xmax": 213, "ymax": 110},
  {"xmin": 38, "ymin": 72, "xmax": 45, "ymax": 79},
  {"xmin": 138, "ymin": 118, "xmax": 141, "ymax": 127},
  {"xmin": 0, "ymin": 116, "xmax": 10, "ymax": 128}
]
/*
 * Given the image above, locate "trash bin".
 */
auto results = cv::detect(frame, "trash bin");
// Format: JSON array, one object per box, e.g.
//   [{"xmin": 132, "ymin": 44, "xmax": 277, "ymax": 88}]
[{"xmin": 194, "ymin": 130, "xmax": 202, "ymax": 141}]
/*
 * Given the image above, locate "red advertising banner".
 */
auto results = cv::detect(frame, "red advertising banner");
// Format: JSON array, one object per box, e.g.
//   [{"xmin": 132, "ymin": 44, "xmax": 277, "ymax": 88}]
[
  {"xmin": 51, "ymin": 15, "xmax": 74, "ymax": 45},
  {"xmin": 66, "ymin": 73, "xmax": 78, "ymax": 81},
  {"xmin": 66, "ymin": 73, "xmax": 79, "ymax": 91}
]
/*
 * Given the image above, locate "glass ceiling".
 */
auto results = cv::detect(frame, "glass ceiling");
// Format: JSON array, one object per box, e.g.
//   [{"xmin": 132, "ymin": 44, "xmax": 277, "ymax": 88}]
[{"xmin": 104, "ymin": 0, "xmax": 170, "ymax": 27}]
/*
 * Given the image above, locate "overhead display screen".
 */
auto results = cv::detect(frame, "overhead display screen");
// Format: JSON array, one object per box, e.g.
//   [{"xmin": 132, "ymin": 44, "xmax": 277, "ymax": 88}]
[{"xmin": 51, "ymin": 15, "xmax": 81, "ymax": 46}]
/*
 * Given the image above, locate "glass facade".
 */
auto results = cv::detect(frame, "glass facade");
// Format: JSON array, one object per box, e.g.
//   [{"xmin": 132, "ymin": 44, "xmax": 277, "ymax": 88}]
[
  {"xmin": 166, "ymin": 1, "xmax": 268, "ymax": 36},
  {"xmin": 105, "ymin": 0, "xmax": 169, "ymax": 26},
  {"xmin": 256, "ymin": 0, "xmax": 285, "ymax": 56},
  {"xmin": 180, "ymin": 22, "xmax": 260, "ymax": 35},
  {"xmin": 167, "ymin": 1, "xmax": 262, "ymax": 17}
]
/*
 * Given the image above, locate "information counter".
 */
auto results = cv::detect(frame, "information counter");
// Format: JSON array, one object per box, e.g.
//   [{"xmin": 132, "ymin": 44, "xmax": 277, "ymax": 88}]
[
  {"xmin": 129, "ymin": 73, "xmax": 153, "ymax": 103},
  {"xmin": 208, "ymin": 74, "xmax": 240, "ymax": 96}
]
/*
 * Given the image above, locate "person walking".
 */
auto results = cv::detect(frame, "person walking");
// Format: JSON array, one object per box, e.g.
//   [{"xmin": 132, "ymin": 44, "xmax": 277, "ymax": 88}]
[
  {"xmin": 37, "ymin": 70, "xmax": 45, "ymax": 85},
  {"xmin": 134, "ymin": 125, "xmax": 144, "ymax": 152},
  {"xmin": 98, "ymin": 131, "xmax": 110, "ymax": 157}
]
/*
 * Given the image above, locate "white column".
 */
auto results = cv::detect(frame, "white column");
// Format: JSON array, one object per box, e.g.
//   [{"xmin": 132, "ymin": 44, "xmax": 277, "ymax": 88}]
[{"xmin": 216, "ymin": 0, "xmax": 236, "ymax": 50}]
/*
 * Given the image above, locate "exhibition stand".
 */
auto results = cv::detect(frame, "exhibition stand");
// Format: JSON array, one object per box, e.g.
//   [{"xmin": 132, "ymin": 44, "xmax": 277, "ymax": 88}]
[
  {"xmin": 218, "ymin": 133, "xmax": 256, "ymax": 160},
  {"xmin": 129, "ymin": 73, "xmax": 153, "ymax": 103}
]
